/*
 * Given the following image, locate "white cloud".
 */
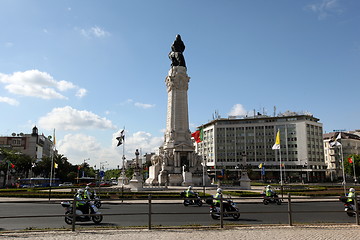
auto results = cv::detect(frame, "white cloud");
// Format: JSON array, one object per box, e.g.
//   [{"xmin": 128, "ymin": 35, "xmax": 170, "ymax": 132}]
[
  {"xmin": 38, "ymin": 106, "xmax": 117, "ymax": 131},
  {"xmin": 134, "ymin": 102, "xmax": 155, "ymax": 109},
  {"xmin": 80, "ymin": 26, "xmax": 110, "ymax": 38},
  {"xmin": 305, "ymin": 0, "xmax": 343, "ymax": 20},
  {"xmin": 76, "ymin": 88, "xmax": 87, "ymax": 98},
  {"xmin": 0, "ymin": 70, "xmax": 86, "ymax": 100},
  {"xmin": 0, "ymin": 96, "xmax": 19, "ymax": 106},
  {"xmin": 57, "ymin": 130, "xmax": 163, "ymax": 168},
  {"xmin": 228, "ymin": 104, "xmax": 247, "ymax": 117}
]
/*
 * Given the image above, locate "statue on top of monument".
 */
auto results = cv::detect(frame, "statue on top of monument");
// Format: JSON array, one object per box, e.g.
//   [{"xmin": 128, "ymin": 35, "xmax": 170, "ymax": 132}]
[{"xmin": 168, "ymin": 34, "xmax": 186, "ymax": 68}]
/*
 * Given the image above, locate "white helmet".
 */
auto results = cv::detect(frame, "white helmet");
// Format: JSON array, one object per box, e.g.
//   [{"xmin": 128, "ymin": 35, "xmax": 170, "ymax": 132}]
[
  {"xmin": 267, "ymin": 185, "xmax": 271, "ymax": 188},
  {"xmin": 217, "ymin": 188, "xmax": 222, "ymax": 193},
  {"xmin": 350, "ymin": 188, "xmax": 355, "ymax": 192},
  {"xmin": 85, "ymin": 186, "xmax": 90, "ymax": 190},
  {"xmin": 77, "ymin": 189, "xmax": 84, "ymax": 194},
  {"xmin": 188, "ymin": 186, "xmax": 192, "ymax": 190}
]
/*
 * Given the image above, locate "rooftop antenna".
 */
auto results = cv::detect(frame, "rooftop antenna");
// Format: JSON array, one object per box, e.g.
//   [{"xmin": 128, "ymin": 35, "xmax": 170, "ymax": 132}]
[{"xmin": 273, "ymin": 106, "xmax": 276, "ymax": 117}]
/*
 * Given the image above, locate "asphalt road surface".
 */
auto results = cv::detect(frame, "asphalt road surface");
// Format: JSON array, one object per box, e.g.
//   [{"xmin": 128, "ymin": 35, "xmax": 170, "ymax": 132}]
[{"xmin": 0, "ymin": 201, "xmax": 356, "ymax": 231}]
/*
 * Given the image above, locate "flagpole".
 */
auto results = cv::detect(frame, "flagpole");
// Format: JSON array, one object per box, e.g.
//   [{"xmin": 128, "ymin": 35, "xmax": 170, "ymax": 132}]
[
  {"xmin": 352, "ymin": 156, "xmax": 357, "ymax": 184},
  {"xmin": 49, "ymin": 129, "xmax": 56, "ymax": 201},
  {"xmin": 340, "ymin": 144, "xmax": 346, "ymax": 195},
  {"xmin": 279, "ymin": 148, "xmax": 283, "ymax": 186}
]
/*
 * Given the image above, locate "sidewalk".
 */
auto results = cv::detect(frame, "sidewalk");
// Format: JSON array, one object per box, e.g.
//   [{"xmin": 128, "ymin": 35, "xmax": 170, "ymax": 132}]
[{"xmin": 1, "ymin": 225, "xmax": 360, "ymax": 240}]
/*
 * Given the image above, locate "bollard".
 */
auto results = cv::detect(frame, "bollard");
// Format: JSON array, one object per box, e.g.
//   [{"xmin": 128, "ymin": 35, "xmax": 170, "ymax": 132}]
[
  {"xmin": 148, "ymin": 194, "xmax": 152, "ymax": 230},
  {"xmin": 219, "ymin": 194, "xmax": 224, "ymax": 228},
  {"xmin": 354, "ymin": 193, "xmax": 359, "ymax": 225},
  {"xmin": 72, "ymin": 195, "xmax": 77, "ymax": 231},
  {"xmin": 287, "ymin": 193, "xmax": 293, "ymax": 226}
]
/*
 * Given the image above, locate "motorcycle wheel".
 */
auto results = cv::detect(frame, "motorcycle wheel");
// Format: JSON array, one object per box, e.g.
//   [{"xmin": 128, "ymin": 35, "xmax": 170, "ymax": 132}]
[
  {"xmin": 64, "ymin": 211, "xmax": 73, "ymax": 225},
  {"xmin": 263, "ymin": 199, "xmax": 269, "ymax": 205},
  {"xmin": 211, "ymin": 212, "xmax": 219, "ymax": 220},
  {"xmin": 183, "ymin": 200, "xmax": 190, "ymax": 206},
  {"xmin": 95, "ymin": 201, "xmax": 102, "ymax": 208},
  {"xmin": 276, "ymin": 200, "xmax": 282, "ymax": 205},
  {"xmin": 347, "ymin": 212, "xmax": 355, "ymax": 217},
  {"xmin": 232, "ymin": 212, "xmax": 240, "ymax": 220},
  {"xmin": 197, "ymin": 200, "xmax": 203, "ymax": 207},
  {"xmin": 92, "ymin": 215, "xmax": 103, "ymax": 224}
]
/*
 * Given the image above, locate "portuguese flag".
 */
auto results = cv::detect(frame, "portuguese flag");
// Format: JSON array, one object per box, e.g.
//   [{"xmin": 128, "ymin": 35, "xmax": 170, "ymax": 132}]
[{"xmin": 191, "ymin": 128, "xmax": 204, "ymax": 143}]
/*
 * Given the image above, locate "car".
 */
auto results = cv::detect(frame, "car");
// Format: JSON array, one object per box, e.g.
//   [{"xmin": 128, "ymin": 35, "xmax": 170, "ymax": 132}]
[{"xmin": 59, "ymin": 182, "xmax": 73, "ymax": 187}]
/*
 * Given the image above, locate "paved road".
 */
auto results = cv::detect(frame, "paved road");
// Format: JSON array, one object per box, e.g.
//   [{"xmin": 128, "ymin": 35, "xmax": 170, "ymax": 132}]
[{"xmin": 0, "ymin": 200, "xmax": 356, "ymax": 231}]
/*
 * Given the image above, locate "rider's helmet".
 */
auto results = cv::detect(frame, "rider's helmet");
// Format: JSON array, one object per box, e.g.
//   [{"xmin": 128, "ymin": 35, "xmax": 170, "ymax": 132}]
[
  {"xmin": 77, "ymin": 189, "xmax": 84, "ymax": 194},
  {"xmin": 85, "ymin": 186, "xmax": 90, "ymax": 190},
  {"xmin": 267, "ymin": 185, "xmax": 271, "ymax": 188},
  {"xmin": 188, "ymin": 186, "xmax": 192, "ymax": 190},
  {"xmin": 217, "ymin": 188, "xmax": 222, "ymax": 193},
  {"xmin": 350, "ymin": 188, "xmax": 355, "ymax": 193}
]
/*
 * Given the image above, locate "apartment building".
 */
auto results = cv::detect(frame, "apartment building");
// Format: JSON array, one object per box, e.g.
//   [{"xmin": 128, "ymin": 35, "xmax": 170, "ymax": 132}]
[{"xmin": 323, "ymin": 131, "xmax": 360, "ymax": 181}]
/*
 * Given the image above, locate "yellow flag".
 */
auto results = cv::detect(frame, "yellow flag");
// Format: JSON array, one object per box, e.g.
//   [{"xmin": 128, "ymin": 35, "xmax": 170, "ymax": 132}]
[
  {"xmin": 258, "ymin": 163, "xmax": 263, "ymax": 169},
  {"xmin": 54, "ymin": 163, "xmax": 58, "ymax": 169},
  {"xmin": 272, "ymin": 130, "xmax": 281, "ymax": 150}
]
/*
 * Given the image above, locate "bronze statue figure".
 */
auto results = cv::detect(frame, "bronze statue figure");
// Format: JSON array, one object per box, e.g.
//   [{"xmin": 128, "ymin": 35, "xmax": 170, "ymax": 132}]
[{"xmin": 168, "ymin": 34, "xmax": 186, "ymax": 68}]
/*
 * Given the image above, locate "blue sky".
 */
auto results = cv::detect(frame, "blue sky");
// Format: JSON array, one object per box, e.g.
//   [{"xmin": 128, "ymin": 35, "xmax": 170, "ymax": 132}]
[{"xmin": 0, "ymin": 0, "xmax": 359, "ymax": 169}]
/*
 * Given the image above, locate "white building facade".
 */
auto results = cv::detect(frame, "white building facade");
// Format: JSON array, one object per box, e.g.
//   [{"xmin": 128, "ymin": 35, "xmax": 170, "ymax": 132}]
[{"xmin": 196, "ymin": 114, "xmax": 326, "ymax": 182}]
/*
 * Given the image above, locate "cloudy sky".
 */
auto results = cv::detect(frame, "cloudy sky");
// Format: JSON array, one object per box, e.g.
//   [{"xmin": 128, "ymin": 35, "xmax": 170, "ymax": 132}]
[{"xmin": 0, "ymin": 0, "xmax": 359, "ymax": 169}]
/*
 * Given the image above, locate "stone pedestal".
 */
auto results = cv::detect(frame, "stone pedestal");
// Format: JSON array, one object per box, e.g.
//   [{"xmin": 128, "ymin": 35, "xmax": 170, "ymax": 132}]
[
  {"xmin": 239, "ymin": 171, "xmax": 251, "ymax": 190},
  {"xmin": 182, "ymin": 171, "xmax": 193, "ymax": 186},
  {"xmin": 128, "ymin": 169, "xmax": 143, "ymax": 191},
  {"xmin": 117, "ymin": 171, "xmax": 128, "ymax": 186}
]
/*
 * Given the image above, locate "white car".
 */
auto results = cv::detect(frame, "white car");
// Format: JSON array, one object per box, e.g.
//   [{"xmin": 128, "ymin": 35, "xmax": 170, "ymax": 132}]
[{"xmin": 59, "ymin": 182, "xmax": 73, "ymax": 187}]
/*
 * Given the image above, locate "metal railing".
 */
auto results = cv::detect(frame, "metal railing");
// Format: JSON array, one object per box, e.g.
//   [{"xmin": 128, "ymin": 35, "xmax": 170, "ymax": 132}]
[{"xmin": 0, "ymin": 193, "xmax": 359, "ymax": 232}]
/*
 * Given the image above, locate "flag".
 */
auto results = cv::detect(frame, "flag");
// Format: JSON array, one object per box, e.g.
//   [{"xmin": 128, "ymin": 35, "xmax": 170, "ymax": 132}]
[
  {"xmin": 53, "ymin": 128, "xmax": 56, "ymax": 148},
  {"xmin": 272, "ymin": 130, "xmax": 281, "ymax": 150},
  {"xmin": 348, "ymin": 157, "xmax": 354, "ymax": 164},
  {"xmin": 329, "ymin": 132, "xmax": 342, "ymax": 147},
  {"xmin": 116, "ymin": 129, "xmax": 125, "ymax": 147},
  {"xmin": 258, "ymin": 163, "xmax": 263, "ymax": 169},
  {"xmin": 54, "ymin": 162, "xmax": 58, "ymax": 169},
  {"xmin": 78, "ymin": 165, "xmax": 81, "ymax": 170},
  {"xmin": 10, "ymin": 163, "xmax": 15, "ymax": 168},
  {"xmin": 191, "ymin": 128, "xmax": 203, "ymax": 143}
]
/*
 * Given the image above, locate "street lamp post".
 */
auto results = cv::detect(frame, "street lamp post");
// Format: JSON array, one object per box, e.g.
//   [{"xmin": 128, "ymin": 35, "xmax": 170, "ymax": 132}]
[{"xmin": 82, "ymin": 158, "xmax": 90, "ymax": 178}]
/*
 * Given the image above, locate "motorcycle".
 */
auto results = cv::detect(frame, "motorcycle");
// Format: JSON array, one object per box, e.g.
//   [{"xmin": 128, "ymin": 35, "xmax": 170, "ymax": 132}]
[
  {"xmin": 339, "ymin": 196, "xmax": 357, "ymax": 217},
  {"xmin": 180, "ymin": 191, "xmax": 203, "ymax": 207},
  {"xmin": 210, "ymin": 199, "xmax": 240, "ymax": 220},
  {"xmin": 60, "ymin": 201, "xmax": 103, "ymax": 224},
  {"xmin": 92, "ymin": 191, "xmax": 102, "ymax": 209},
  {"xmin": 263, "ymin": 193, "xmax": 282, "ymax": 205}
]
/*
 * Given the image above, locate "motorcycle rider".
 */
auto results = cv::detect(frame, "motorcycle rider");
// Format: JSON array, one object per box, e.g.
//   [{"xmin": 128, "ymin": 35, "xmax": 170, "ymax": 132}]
[
  {"xmin": 213, "ymin": 188, "xmax": 231, "ymax": 212},
  {"xmin": 347, "ymin": 188, "xmax": 356, "ymax": 207},
  {"xmin": 75, "ymin": 189, "xmax": 89, "ymax": 216},
  {"xmin": 265, "ymin": 185, "xmax": 275, "ymax": 198},
  {"xmin": 185, "ymin": 186, "xmax": 196, "ymax": 198},
  {"xmin": 84, "ymin": 186, "xmax": 93, "ymax": 200}
]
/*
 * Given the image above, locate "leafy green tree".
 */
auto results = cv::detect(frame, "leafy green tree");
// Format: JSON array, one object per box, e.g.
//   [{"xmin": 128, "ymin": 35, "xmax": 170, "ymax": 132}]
[
  {"xmin": 344, "ymin": 154, "xmax": 360, "ymax": 179},
  {"xmin": 32, "ymin": 156, "xmax": 52, "ymax": 178},
  {"xmin": 0, "ymin": 148, "xmax": 34, "ymax": 186},
  {"xmin": 105, "ymin": 169, "xmax": 121, "ymax": 180}
]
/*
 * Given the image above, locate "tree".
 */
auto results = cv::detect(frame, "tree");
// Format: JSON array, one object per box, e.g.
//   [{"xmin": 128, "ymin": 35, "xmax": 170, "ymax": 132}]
[
  {"xmin": 0, "ymin": 148, "xmax": 34, "ymax": 186},
  {"xmin": 344, "ymin": 154, "xmax": 360, "ymax": 180}
]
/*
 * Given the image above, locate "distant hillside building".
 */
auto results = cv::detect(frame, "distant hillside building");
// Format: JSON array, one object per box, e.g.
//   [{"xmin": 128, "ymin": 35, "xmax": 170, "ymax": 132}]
[
  {"xmin": 323, "ymin": 131, "xmax": 360, "ymax": 181},
  {"xmin": 195, "ymin": 113, "xmax": 326, "ymax": 182}
]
